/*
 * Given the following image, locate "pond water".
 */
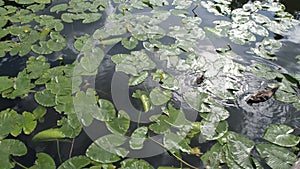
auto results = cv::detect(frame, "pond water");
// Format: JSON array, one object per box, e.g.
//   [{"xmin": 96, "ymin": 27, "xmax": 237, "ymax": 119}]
[{"xmin": 0, "ymin": 0, "xmax": 299, "ymax": 168}]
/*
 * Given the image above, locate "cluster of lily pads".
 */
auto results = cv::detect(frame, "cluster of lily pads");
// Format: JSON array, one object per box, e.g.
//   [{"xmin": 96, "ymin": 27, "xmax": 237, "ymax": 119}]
[{"xmin": 0, "ymin": 0, "xmax": 299, "ymax": 168}]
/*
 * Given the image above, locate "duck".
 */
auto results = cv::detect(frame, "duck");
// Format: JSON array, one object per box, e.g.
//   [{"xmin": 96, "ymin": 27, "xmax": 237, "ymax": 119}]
[{"xmin": 246, "ymin": 86, "xmax": 279, "ymax": 104}]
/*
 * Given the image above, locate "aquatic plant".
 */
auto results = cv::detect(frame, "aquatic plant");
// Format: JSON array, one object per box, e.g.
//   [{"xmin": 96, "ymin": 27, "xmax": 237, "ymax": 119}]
[{"xmin": 0, "ymin": 0, "xmax": 299, "ymax": 168}]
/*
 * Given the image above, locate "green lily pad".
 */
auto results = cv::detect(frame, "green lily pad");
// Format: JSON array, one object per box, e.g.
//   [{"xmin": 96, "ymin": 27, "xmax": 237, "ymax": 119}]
[
  {"xmin": 121, "ymin": 36, "xmax": 138, "ymax": 50},
  {"xmin": 183, "ymin": 91, "xmax": 210, "ymax": 112},
  {"xmin": 219, "ymin": 131, "xmax": 255, "ymax": 168},
  {"xmin": 32, "ymin": 106, "xmax": 47, "ymax": 123},
  {"xmin": 0, "ymin": 139, "xmax": 27, "ymax": 169},
  {"xmin": 82, "ymin": 13, "xmax": 102, "ymax": 24},
  {"xmin": 263, "ymin": 124, "xmax": 300, "ymax": 147},
  {"xmin": 111, "ymin": 50, "xmax": 156, "ymax": 76},
  {"xmin": 73, "ymin": 89, "xmax": 99, "ymax": 126},
  {"xmin": 149, "ymin": 87, "xmax": 172, "ymax": 106},
  {"xmin": 0, "ymin": 109, "xmax": 22, "ymax": 136},
  {"xmin": 129, "ymin": 71, "xmax": 149, "ymax": 86},
  {"xmin": 106, "ymin": 110, "xmax": 130, "ymax": 135},
  {"xmin": 129, "ymin": 126, "xmax": 148, "ymax": 150},
  {"xmin": 26, "ymin": 56, "xmax": 50, "ymax": 79},
  {"xmin": 120, "ymin": 159, "xmax": 154, "ymax": 169},
  {"xmin": 200, "ymin": 143, "xmax": 223, "ymax": 168},
  {"xmin": 86, "ymin": 134, "xmax": 128, "ymax": 163},
  {"xmin": 50, "ymin": 4, "xmax": 68, "ymax": 13},
  {"xmin": 0, "ymin": 77, "xmax": 13, "ymax": 92},
  {"xmin": 31, "ymin": 41, "xmax": 53, "ymax": 55},
  {"xmin": 22, "ymin": 111, "xmax": 37, "ymax": 135},
  {"xmin": 132, "ymin": 90, "xmax": 151, "ymax": 112},
  {"xmin": 34, "ymin": 90, "xmax": 56, "ymax": 107},
  {"xmin": 57, "ymin": 156, "xmax": 91, "ymax": 169},
  {"xmin": 163, "ymin": 132, "xmax": 191, "ymax": 153},
  {"xmin": 256, "ymin": 143, "xmax": 297, "ymax": 169},
  {"xmin": 32, "ymin": 128, "xmax": 66, "ymax": 141},
  {"xmin": 29, "ymin": 153, "xmax": 56, "ymax": 169}
]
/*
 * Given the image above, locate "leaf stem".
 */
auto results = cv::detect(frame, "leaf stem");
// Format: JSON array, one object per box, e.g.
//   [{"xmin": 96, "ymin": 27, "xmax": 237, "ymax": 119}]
[
  {"xmin": 56, "ymin": 140, "xmax": 62, "ymax": 163},
  {"xmin": 13, "ymin": 159, "xmax": 28, "ymax": 169},
  {"xmin": 69, "ymin": 138, "xmax": 75, "ymax": 159},
  {"xmin": 148, "ymin": 137, "xmax": 198, "ymax": 169}
]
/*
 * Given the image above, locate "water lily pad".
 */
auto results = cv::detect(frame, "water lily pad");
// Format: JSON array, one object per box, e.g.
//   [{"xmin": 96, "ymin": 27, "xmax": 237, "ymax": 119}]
[
  {"xmin": 263, "ymin": 124, "xmax": 300, "ymax": 147},
  {"xmin": 34, "ymin": 90, "xmax": 56, "ymax": 107},
  {"xmin": 0, "ymin": 139, "xmax": 27, "ymax": 169},
  {"xmin": 0, "ymin": 77, "xmax": 13, "ymax": 92},
  {"xmin": 0, "ymin": 109, "xmax": 22, "ymax": 136},
  {"xmin": 163, "ymin": 132, "xmax": 191, "ymax": 153},
  {"xmin": 106, "ymin": 110, "xmax": 130, "ymax": 135},
  {"xmin": 132, "ymin": 90, "xmax": 151, "ymax": 112},
  {"xmin": 73, "ymin": 89, "xmax": 99, "ymax": 126},
  {"xmin": 112, "ymin": 50, "xmax": 156, "ymax": 76},
  {"xmin": 57, "ymin": 156, "xmax": 90, "ymax": 169},
  {"xmin": 50, "ymin": 4, "xmax": 68, "ymax": 13},
  {"xmin": 87, "ymin": 134, "xmax": 128, "ymax": 161},
  {"xmin": 149, "ymin": 87, "xmax": 171, "ymax": 106},
  {"xmin": 120, "ymin": 159, "xmax": 154, "ymax": 169},
  {"xmin": 256, "ymin": 143, "xmax": 297, "ymax": 169},
  {"xmin": 129, "ymin": 71, "xmax": 149, "ymax": 86},
  {"xmin": 183, "ymin": 91, "xmax": 210, "ymax": 112},
  {"xmin": 31, "ymin": 41, "xmax": 53, "ymax": 55},
  {"xmin": 219, "ymin": 131, "xmax": 255, "ymax": 169},
  {"xmin": 32, "ymin": 128, "xmax": 66, "ymax": 141},
  {"xmin": 22, "ymin": 111, "xmax": 37, "ymax": 135},
  {"xmin": 26, "ymin": 56, "xmax": 50, "ymax": 79},
  {"xmin": 30, "ymin": 153, "xmax": 56, "ymax": 169},
  {"xmin": 200, "ymin": 143, "xmax": 223, "ymax": 168},
  {"xmin": 129, "ymin": 127, "xmax": 148, "ymax": 150},
  {"xmin": 122, "ymin": 36, "xmax": 138, "ymax": 50}
]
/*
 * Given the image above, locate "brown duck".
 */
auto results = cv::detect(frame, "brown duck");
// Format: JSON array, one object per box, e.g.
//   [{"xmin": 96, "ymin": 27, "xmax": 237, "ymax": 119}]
[{"xmin": 246, "ymin": 86, "xmax": 279, "ymax": 104}]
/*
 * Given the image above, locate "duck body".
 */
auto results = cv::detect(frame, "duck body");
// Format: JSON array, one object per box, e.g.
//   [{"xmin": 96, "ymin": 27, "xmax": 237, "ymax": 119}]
[{"xmin": 246, "ymin": 86, "xmax": 279, "ymax": 104}]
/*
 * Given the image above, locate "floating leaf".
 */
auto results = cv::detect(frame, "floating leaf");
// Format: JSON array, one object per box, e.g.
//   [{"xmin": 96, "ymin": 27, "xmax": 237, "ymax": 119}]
[
  {"xmin": 0, "ymin": 109, "xmax": 22, "ymax": 136},
  {"xmin": 31, "ymin": 41, "xmax": 53, "ymax": 55},
  {"xmin": 86, "ymin": 134, "xmax": 128, "ymax": 163},
  {"xmin": 73, "ymin": 89, "xmax": 99, "ymax": 126},
  {"xmin": 121, "ymin": 36, "xmax": 138, "ymax": 50},
  {"xmin": 263, "ymin": 124, "xmax": 300, "ymax": 147},
  {"xmin": 129, "ymin": 127, "xmax": 148, "ymax": 150},
  {"xmin": 0, "ymin": 77, "xmax": 13, "ymax": 92},
  {"xmin": 26, "ymin": 56, "xmax": 50, "ymax": 79},
  {"xmin": 106, "ymin": 110, "xmax": 130, "ymax": 135},
  {"xmin": 99, "ymin": 37, "xmax": 122, "ymax": 45},
  {"xmin": 183, "ymin": 91, "xmax": 210, "ymax": 112},
  {"xmin": 50, "ymin": 4, "xmax": 68, "ymax": 13},
  {"xmin": 256, "ymin": 143, "xmax": 297, "ymax": 169},
  {"xmin": 149, "ymin": 87, "xmax": 172, "ymax": 106},
  {"xmin": 32, "ymin": 128, "xmax": 66, "ymax": 141},
  {"xmin": 30, "ymin": 153, "xmax": 56, "ymax": 169},
  {"xmin": 120, "ymin": 159, "xmax": 154, "ymax": 169},
  {"xmin": 129, "ymin": 71, "xmax": 149, "ymax": 86},
  {"xmin": 58, "ymin": 156, "xmax": 91, "ymax": 169},
  {"xmin": 111, "ymin": 50, "xmax": 156, "ymax": 76},
  {"xmin": 33, "ymin": 106, "xmax": 47, "ymax": 123},
  {"xmin": 132, "ymin": 90, "xmax": 151, "ymax": 112},
  {"xmin": 34, "ymin": 90, "xmax": 56, "ymax": 107},
  {"xmin": 0, "ymin": 139, "xmax": 27, "ymax": 169},
  {"xmin": 22, "ymin": 111, "xmax": 37, "ymax": 135},
  {"xmin": 200, "ymin": 143, "xmax": 223, "ymax": 168},
  {"xmin": 219, "ymin": 131, "xmax": 255, "ymax": 168},
  {"xmin": 164, "ymin": 132, "xmax": 191, "ymax": 153},
  {"xmin": 82, "ymin": 13, "xmax": 102, "ymax": 24}
]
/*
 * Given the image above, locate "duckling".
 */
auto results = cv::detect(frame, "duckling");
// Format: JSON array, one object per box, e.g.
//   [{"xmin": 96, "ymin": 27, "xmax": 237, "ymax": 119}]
[{"xmin": 246, "ymin": 86, "xmax": 279, "ymax": 104}]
